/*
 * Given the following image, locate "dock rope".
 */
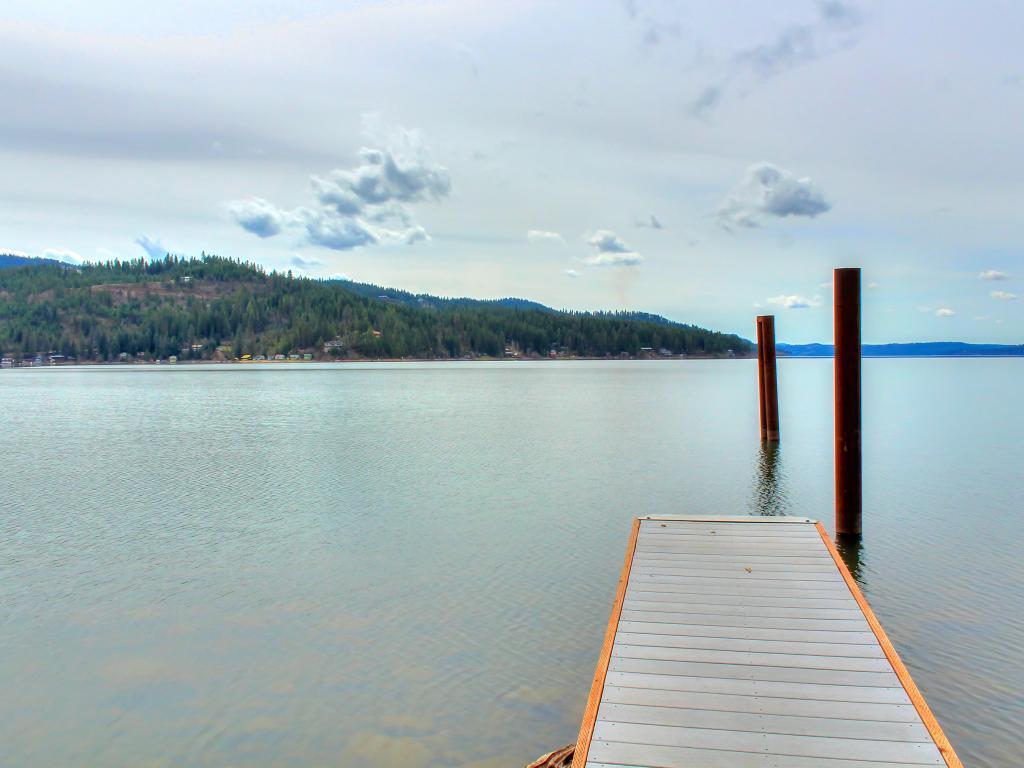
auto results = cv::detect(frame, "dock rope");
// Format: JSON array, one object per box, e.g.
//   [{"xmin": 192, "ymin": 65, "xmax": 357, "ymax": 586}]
[{"xmin": 525, "ymin": 745, "xmax": 574, "ymax": 767}]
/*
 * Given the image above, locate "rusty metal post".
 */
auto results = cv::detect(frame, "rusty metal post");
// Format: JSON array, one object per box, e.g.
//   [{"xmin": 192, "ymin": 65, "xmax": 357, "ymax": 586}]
[
  {"xmin": 756, "ymin": 317, "xmax": 767, "ymax": 440},
  {"xmin": 757, "ymin": 315, "xmax": 779, "ymax": 442},
  {"xmin": 834, "ymin": 268, "xmax": 862, "ymax": 536}
]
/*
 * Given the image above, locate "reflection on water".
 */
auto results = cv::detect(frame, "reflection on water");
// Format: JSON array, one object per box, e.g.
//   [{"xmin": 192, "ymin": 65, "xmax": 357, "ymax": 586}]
[
  {"xmin": 837, "ymin": 534, "xmax": 865, "ymax": 583},
  {"xmin": 750, "ymin": 441, "xmax": 790, "ymax": 517}
]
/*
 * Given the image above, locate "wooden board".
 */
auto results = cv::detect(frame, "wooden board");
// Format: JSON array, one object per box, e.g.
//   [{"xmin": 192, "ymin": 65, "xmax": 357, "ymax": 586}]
[{"xmin": 570, "ymin": 516, "xmax": 962, "ymax": 768}]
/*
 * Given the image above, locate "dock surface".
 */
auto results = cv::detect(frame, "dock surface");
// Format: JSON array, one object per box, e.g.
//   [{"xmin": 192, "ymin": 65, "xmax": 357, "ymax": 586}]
[{"xmin": 571, "ymin": 516, "xmax": 960, "ymax": 768}]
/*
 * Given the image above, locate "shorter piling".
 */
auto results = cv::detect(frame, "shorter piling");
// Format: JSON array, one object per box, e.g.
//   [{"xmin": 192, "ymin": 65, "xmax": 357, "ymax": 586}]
[{"xmin": 757, "ymin": 315, "xmax": 780, "ymax": 442}]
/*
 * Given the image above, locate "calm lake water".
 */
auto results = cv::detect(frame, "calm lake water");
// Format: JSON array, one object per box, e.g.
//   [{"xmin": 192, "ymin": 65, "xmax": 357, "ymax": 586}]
[{"xmin": 1, "ymin": 360, "xmax": 1021, "ymax": 767}]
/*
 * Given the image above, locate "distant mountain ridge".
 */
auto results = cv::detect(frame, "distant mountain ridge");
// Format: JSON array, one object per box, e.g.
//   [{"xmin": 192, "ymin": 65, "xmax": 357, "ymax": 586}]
[
  {"xmin": 0, "ymin": 253, "xmax": 68, "ymax": 269},
  {"xmin": 331, "ymin": 279, "xmax": 688, "ymax": 328},
  {"xmin": 0, "ymin": 254, "xmax": 747, "ymax": 361},
  {"xmin": 779, "ymin": 342, "xmax": 1024, "ymax": 357}
]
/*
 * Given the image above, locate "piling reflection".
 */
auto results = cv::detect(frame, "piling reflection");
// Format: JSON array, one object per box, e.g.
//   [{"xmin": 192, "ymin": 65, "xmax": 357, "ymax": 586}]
[
  {"xmin": 836, "ymin": 534, "xmax": 865, "ymax": 585},
  {"xmin": 751, "ymin": 441, "xmax": 790, "ymax": 516}
]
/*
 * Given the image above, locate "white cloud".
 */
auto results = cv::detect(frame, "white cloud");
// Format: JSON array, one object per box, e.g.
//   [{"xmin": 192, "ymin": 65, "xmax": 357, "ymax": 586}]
[
  {"xmin": 527, "ymin": 230, "xmax": 564, "ymax": 245},
  {"xmin": 766, "ymin": 293, "xmax": 822, "ymax": 309},
  {"xmin": 867, "ymin": 282, "xmax": 879, "ymax": 289},
  {"xmin": 228, "ymin": 119, "xmax": 449, "ymax": 251},
  {"xmin": 990, "ymin": 290, "xmax": 1016, "ymax": 301},
  {"xmin": 935, "ymin": 308, "xmax": 955, "ymax": 317},
  {"xmin": 565, "ymin": 268, "xmax": 581, "ymax": 278},
  {"xmin": 42, "ymin": 248, "xmax": 83, "ymax": 265},
  {"xmin": 717, "ymin": 163, "xmax": 831, "ymax": 229},
  {"xmin": 1, "ymin": 248, "xmax": 29, "ymax": 258},
  {"xmin": 135, "ymin": 235, "xmax": 166, "ymax": 260},
  {"xmin": 584, "ymin": 230, "xmax": 643, "ymax": 267},
  {"xmin": 689, "ymin": 1, "xmax": 863, "ymax": 117},
  {"xmin": 979, "ymin": 270, "xmax": 1009, "ymax": 280},
  {"xmin": 325, "ymin": 273, "xmax": 351, "ymax": 281}
]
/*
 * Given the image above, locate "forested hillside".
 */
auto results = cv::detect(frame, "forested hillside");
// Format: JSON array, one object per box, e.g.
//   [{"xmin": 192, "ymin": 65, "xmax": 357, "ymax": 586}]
[{"xmin": 0, "ymin": 255, "xmax": 750, "ymax": 361}]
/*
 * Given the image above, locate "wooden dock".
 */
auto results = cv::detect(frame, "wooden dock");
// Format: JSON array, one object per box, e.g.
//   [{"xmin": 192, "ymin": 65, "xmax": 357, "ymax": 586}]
[{"xmin": 570, "ymin": 516, "xmax": 961, "ymax": 768}]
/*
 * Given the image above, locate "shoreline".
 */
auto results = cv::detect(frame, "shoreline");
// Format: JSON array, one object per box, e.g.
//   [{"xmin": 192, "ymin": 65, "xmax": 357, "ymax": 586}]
[
  {"xmin": 2, "ymin": 354, "xmax": 750, "ymax": 369},
  {"xmin": 5, "ymin": 353, "xmax": 1024, "ymax": 370}
]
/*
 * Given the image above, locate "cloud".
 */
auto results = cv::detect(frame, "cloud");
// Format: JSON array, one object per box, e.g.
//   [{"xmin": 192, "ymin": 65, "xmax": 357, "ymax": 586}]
[
  {"xmin": 229, "ymin": 197, "xmax": 293, "ymax": 238},
  {"xmin": 979, "ymin": 269, "xmax": 1009, "ymax": 280},
  {"xmin": 135, "ymin": 235, "xmax": 166, "ymax": 260},
  {"xmin": 935, "ymin": 308, "xmax": 955, "ymax": 317},
  {"xmin": 527, "ymin": 230, "xmax": 565, "ymax": 245},
  {"xmin": 1, "ymin": 248, "xmax": 30, "ymax": 258},
  {"xmin": 584, "ymin": 230, "xmax": 643, "ymax": 267},
  {"xmin": 326, "ymin": 273, "xmax": 351, "ymax": 281},
  {"xmin": 990, "ymin": 290, "xmax": 1016, "ymax": 301},
  {"xmin": 717, "ymin": 163, "xmax": 831, "ymax": 229},
  {"xmin": 689, "ymin": 87, "xmax": 723, "ymax": 118},
  {"xmin": 290, "ymin": 255, "xmax": 323, "ymax": 270},
  {"xmin": 635, "ymin": 213, "xmax": 664, "ymax": 229},
  {"xmin": 620, "ymin": 0, "xmax": 681, "ymax": 48},
  {"xmin": 42, "ymin": 248, "xmax": 83, "ymax": 265},
  {"xmin": 689, "ymin": 1, "xmax": 863, "ymax": 117},
  {"xmin": 867, "ymin": 282, "xmax": 879, "ymax": 289},
  {"xmin": 766, "ymin": 293, "xmax": 822, "ymax": 309},
  {"xmin": 640, "ymin": 19, "xmax": 682, "ymax": 48},
  {"xmin": 565, "ymin": 269, "xmax": 581, "ymax": 278},
  {"xmin": 227, "ymin": 120, "xmax": 449, "ymax": 251}
]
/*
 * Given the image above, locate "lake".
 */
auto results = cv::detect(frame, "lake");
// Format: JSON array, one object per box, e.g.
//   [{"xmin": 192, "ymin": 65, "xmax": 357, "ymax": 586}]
[{"xmin": 1, "ymin": 360, "xmax": 1021, "ymax": 767}]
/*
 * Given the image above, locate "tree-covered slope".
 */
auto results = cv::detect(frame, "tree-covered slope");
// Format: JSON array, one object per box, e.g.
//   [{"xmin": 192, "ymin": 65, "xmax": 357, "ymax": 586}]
[{"xmin": 0, "ymin": 255, "xmax": 750, "ymax": 361}]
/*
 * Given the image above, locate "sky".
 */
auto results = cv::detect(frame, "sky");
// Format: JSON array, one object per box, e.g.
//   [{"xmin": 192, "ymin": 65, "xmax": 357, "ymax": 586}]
[{"xmin": 1, "ymin": 0, "xmax": 1022, "ymax": 343}]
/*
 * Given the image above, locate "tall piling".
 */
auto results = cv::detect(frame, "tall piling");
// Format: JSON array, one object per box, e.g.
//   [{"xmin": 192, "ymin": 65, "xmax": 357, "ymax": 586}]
[
  {"xmin": 757, "ymin": 315, "xmax": 780, "ymax": 442},
  {"xmin": 834, "ymin": 268, "xmax": 862, "ymax": 536},
  {"xmin": 756, "ymin": 318, "xmax": 767, "ymax": 440}
]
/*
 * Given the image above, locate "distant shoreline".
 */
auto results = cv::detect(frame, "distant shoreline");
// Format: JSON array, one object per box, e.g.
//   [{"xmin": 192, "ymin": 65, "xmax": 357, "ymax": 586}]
[{"xmin": 5, "ymin": 354, "xmax": 1024, "ymax": 370}]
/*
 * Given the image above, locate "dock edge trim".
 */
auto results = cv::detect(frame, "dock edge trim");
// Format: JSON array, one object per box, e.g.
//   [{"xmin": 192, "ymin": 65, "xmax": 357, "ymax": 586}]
[
  {"xmin": 815, "ymin": 522, "xmax": 963, "ymax": 768},
  {"xmin": 570, "ymin": 518, "xmax": 640, "ymax": 768}
]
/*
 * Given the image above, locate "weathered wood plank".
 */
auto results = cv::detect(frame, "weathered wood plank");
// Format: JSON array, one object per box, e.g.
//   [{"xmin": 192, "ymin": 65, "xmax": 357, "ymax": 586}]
[
  {"xmin": 625, "ymin": 589, "xmax": 854, "ymax": 609},
  {"xmin": 615, "ymin": 620, "xmax": 878, "ymax": 644},
  {"xmin": 596, "ymin": 702, "xmax": 932, "ymax": 742},
  {"xmin": 619, "ymin": 609, "xmax": 870, "ymax": 632},
  {"xmin": 631, "ymin": 556, "xmax": 839, "ymax": 572},
  {"xmin": 600, "ymin": 684, "xmax": 922, "ymax": 721},
  {"xmin": 604, "ymin": 671, "xmax": 913, "ymax": 704},
  {"xmin": 588, "ymin": 740, "xmax": 940, "ymax": 768},
  {"xmin": 614, "ymin": 632, "xmax": 887, "ymax": 659},
  {"xmin": 608, "ymin": 656, "xmax": 900, "ymax": 688},
  {"xmin": 623, "ymin": 599, "xmax": 864, "ymax": 619},
  {"xmin": 611, "ymin": 643, "xmax": 893, "ymax": 672},
  {"xmin": 592, "ymin": 722, "xmax": 945, "ymax": 764}
]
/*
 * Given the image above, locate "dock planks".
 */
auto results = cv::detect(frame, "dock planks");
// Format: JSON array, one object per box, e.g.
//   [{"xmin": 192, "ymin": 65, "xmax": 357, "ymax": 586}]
[{"xmin": 571, "ymin": 516, "xmax": 961, "ymax": 768}]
